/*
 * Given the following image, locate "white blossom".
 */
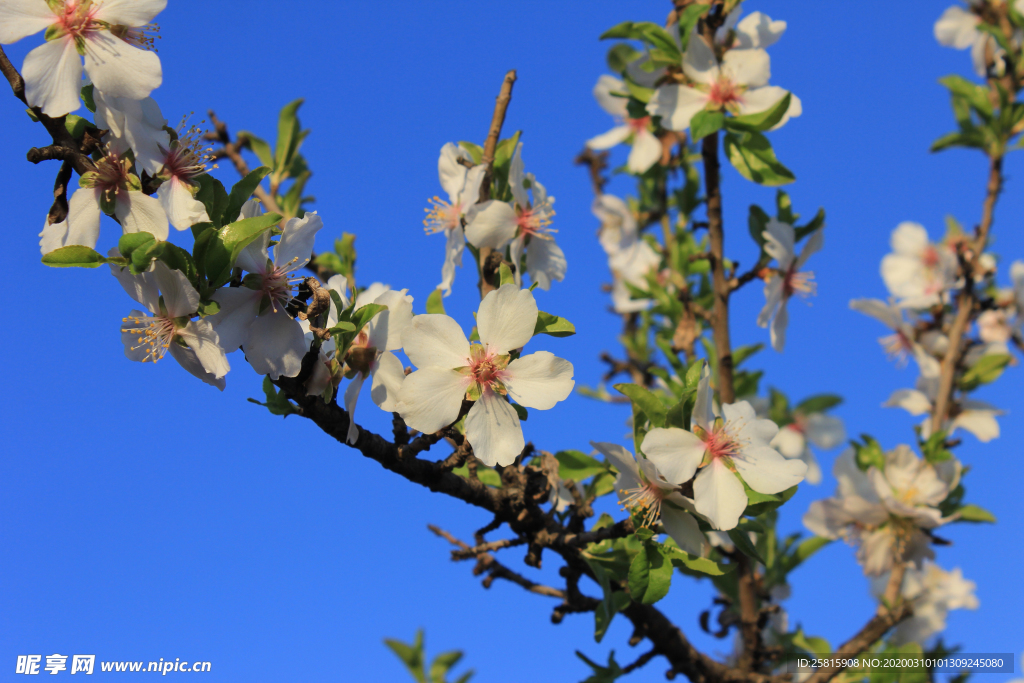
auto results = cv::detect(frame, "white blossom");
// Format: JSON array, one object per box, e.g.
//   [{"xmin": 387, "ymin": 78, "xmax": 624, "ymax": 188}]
[
  {"xmin": 770, "ymin": 411, "xmax": 846, "ymax": 485},
  {"xmin": 586, "ymin": 75, "xmax": 662, "ymax": 174},
  {"xmin": 804, "ymin": 447, "xmax": 959, "ymax": 576},
  {"xmin": 0, "ymin": 0, "xmax": 165, "ymax": 116},
  {"xmin": 881, "ymin": 222, "xmax": 957, "ymax": 309},
  {"xmin": 110, "ymin": 257, "xmax": 229, "ymax": 389},
  {"xmin": 592, "ymin": 441, "xmax": 707, "ymax": 556},
  {"xmin": 208, "ymin": 207, "xmax": 324, "ymax": 380},
  {"xmin": 648, "ymin": 29, "xmax": 800, "ymax": 133},
  {"xmin": 154, "ymin": 126, "xmax": 212, "ymax": 231},
  {"xmin": 873, "ymin": 561, "xmax": 978, "ymax": 644},
  {"xmin": 849, "ymin": 298, "xmax": 942, "ymax": 377},
  {"xmin": 934, "ymin": 1, "xmax": 1024, "ymax": 76},
  {"xmin": 639, "ymin": 364, "xmax": 806, "ymax": 530},
  {"xmin": 884, "ymin": 374, "xmax": 1002, "ymax": 443},
  {"xmin": 92, "ymin": 90, "xmax": 169, "ymax": 175},
  {"xmin": 757, "ymin": 220, "xmax": 823, "ymax": 352},
  {"xmin": 396, "ymin": 284, "xmax": 574, "ymax": 466},
  {"xmin": 424, "ymin": 143, "xmax": 486, "ymax": 296}
]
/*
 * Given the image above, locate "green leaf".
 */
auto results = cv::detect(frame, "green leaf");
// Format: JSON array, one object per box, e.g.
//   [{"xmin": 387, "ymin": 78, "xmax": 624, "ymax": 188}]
[
  {"xmin": 727, "ymin": 528, "xmax": 765, "ymax": 564},
  {"xmin": 599, "ymin": 21, "xmax": 635, "ymax": 40},
  {"xmin": 631, "ymin": 22, "xmax": 682, "ymax": 63},
  {"xmin": 41, "ymin": 245, "xmax": 108, "ymax": 268},
  {"xmin": 80, "ymin": 84, "xmax": 96, "ymax": 112},
  {"xmin": 498, "ymin": 262, "xmax": 515, "ymax": 287},
  {"xmin": 512, "ymin": 403, "xmax": 528, "ymax": 421},
  {"xmin": 723, "ymin": 132, "xmax": 795, "ymax": 186},
  {"xmin": 614, "ymin": 383, "xmax": 667, "ymax": 427},
  {"xmin": 384, "ymin": 631, "xmax": 426, "ymax": 683},
  {"xmin": 607, "ymin": 43, "xmax": 641, "ymax": 74},
  {"xmin": 743, "ymin": 484, "xmax": 797, "ymax": 517},
  {"xmin": 556, "ymin": 450, "xmax": 606, "ymax": 482},
  {"xmin": 666, "ymin": 546, "xmax": 734, "ymax": 576},
  {"xmin": 931, "ymin": 130, "xmax": 987, "ymax": 153},
  {"xmin": 795, "ymin": 394, "xmax": 843, "ymax": 414},
  {"xmin": 219, "ymin": 212, "xmax": 283, "ymax": 270},
  {"xmin": 428, "ymin": 650, "xmax": 465, "ymax": 683},
  {"xmin": 684, "ymin": 361, "xmax": 704, "ymax": 389},
  {"xmin": 426, "ymin": 289, "xmax": 446, "ymax": 315},
  {"xmin": 274, "ymin": 98, "xmax": 305, "ymax": 172},
  {"xmin": 457, "ymin": 141, "xmax": 483, "ymax": 165},
  {"xmin": 939, "ymin": 75, "xmax": 993, "ymax": 118},
  {"xmin": 725, "ymin": 93, "xmax": 792, "ymax": 133},
  {"xmin": 959, "ymin": 353, "xmax": 1011, "ymax": 391},
  {"xmin": 239, "ymin": 131, "xmax": 274, "ymax": 169},
  {"xmin": 954, "ymin": 504, "xmax": 996, "ymax": 523},
  {"xmin": 675, "ymin": 4, "xmax": 709, "ymax": 50},
  {"xmin": 587, "ymin": 560, "xmax": 631, "ymax": 642},
  {"xmin": 575, "ymin": 650, "xmax": 622, "ymax": 683},
  {"xmin": 64, "ymin": 114, "xmax": 88, "ymax": 139},
  {"xmin": 194, "ymin": 174, "xmax": 230, "ymax": 227},
  {"xmin": 782, "ymin": 536, "xmax": 831, "ymax": 573},
  {"xmin": 247, "ymin": 377, "xmax": 300, "ymax": 417},
  {"xmin": 624, "ymin": 79, "xmax": 655, "ymax": 103},
  {"xmin": 223, "ymin": 166, "xmax": 271, "ymax": 225},
  {"xmin": 534, "ymin": 311, "xmax": 576, "ymax": 337},
  {"xmin": 690, "ymin": 110, "xmax": 724, "ymax": 142},
  {"xmin": 748, "ymin": 204, "xmax": 770, "ymax": 247},
  {"xmin": 627, "ymin": 542, "xmax": 673, "ymax": 604},
  {"xmin": 733, "ymin": 344, "xmax": 764, "ymax": 368},
  {"xmin": 451, "ymin": 464, "xmax": 502, "ymax": 488},
  {"xmin": 352, "ymin": 303, "xmax": 387, "ymax": 331}
]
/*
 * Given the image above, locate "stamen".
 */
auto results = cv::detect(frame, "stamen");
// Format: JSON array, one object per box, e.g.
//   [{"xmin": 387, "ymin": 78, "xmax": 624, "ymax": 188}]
[
  {"xmin": 618, "ymin": 483, "xmax": 665, "ymax": 528},
  {"xmin": 423, "ymin": 196, "xmax": 461, "ymax": 235},
  {"xmin": 121, "ymin": 313, "xmax": 177, "ymax": 363},
  {"xmin": 161, "ymin": 117, "xmax": 215, "ymax": 181}
]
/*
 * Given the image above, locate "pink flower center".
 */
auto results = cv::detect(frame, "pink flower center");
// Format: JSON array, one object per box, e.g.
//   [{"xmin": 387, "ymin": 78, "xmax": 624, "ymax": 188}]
[
  {"xmin": 627, "ymin": 117, "xmax": 650, "ymax": 133},
  {"xmin": 55, "ymin": 0, "xmax": 101, "ymax": 39},
  {"xmin": 161, "ymin": 124, "xmax": 211, "ymax": 182},
  {"xmin": 921, "ymin": 245, "xmax": 940, "ymax": 268},
  {"xmin": 470, "ymin": 347, "xmax": 506, "ymax": 387},
  {"xmin": 783, "ymin": 265, "xmax": 817, "ymax": 298},
  {"xmin": 122, "ymin": 311, "xmax": 178, "ymax": 363},
  {"xmin": 260, "ymin": 263, "xmax": 300, "ymax": 312},
  {"xmin": 515, "ymin": 205, "xmax": 553, "ymax": 238},
  {"xmin": 708, "ymin": 77, "xmax": 742, "ymax": 107},
  {"xmin": 703, "ymin": 426, "xmax": 740, "ymax": 461},
  {"xmin": 423, "ymin": 197, "xmax": 462, "ymax": 234}
]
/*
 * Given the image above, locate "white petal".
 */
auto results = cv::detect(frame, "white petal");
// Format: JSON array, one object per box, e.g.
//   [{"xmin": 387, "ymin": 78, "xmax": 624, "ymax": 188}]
[
  {"xmin": 725, "ymin": 401, "xmax": 778, "ymax": 444},
  {"xmin": 591, "ymin": 441, "xmax": 641, "ymax": 486},
  {"xmin": 370, "ymin": 350, "xmax": 406, "ymax": 412},
  {"xmin": 796, "ymin": 227, "xmax": 824, "ymax": 268},
  {"xmin": 722, "ymin": 48, "xmax": 771, "ymax": 88},
  {"xmin": 245, "ymin": 309, "xmax": 306, "ymax": 380},
  {"xmin": 177, "ymin": 318, "xmax": 230, "ymax": 380},
  {"xmin": 208, "ymin": 287, "xmax": 261, "ymax": 352},
  {"xmin": 890, "ymin": 221, "xmax": 929, "ymax": 256},
  {"xmin": 661, "ymin": 506, "xmax": 706, "ymax": 556},
  {"xmin": 64, "ymin": 187, "xmax": 102, "ymax": 248},
  {"xmin": 402, "ymin": 314, "xmax": 470, "ymax": 370},
  {"xmin": 593, "ymin": 74, "xmax": 629, "ymax": 117},
  {"xmin": 805, "ymin": 413, "xmax": 846, "ymax": 450},
  {"xmin": 464, "ymin": 200, "xmax": 517, "ymax": 249},
  {"xmin": 627, "ymin": 129, "xmax": 662, "ymax": 173},
  {"xmin": 758, "ymin": 276, "xmax": 783, "ymax": 328},
  {"xmin": 110, "ymin": 259, "xmax": 158, "ymax": 311},
  {"xmin": 275, "ymin": 211, "xmax": 323, "ymax": 272},
  {"xmin": 770, "ymin": 426, "xmax": 805, "ymax": 459},
  {"xmin": 477, "ymin": 284, "xmax": 538, "ymax": 354},
  {"xmin": 83, "ymin": 30, "xmax": 161, "ymax": 100},
  {"xmin": 735, "ymin": 12, "xmax": 786, "ymax": 49},
  {"xmin": 884, "ymin": 389, "xmax": 932, "ymax": 416},
  {"xmin": 763, "ymin": 218, "xmax": 796, "ymax": 266},
  {"xmin": 769, "ymin": 298, "xmax": 789, "ymax": 352},
  {"xmin": 23, "ymin": 38, "xmax": 82, "ymax": 116},
  {"xmin": 693, "ymin": 459, "xmax": 748, "ymax": 531},
  {"xmin": 737, "ymin": 85, "xmax": 788, "ymax": 118},
  {"xmin": 646, "ymin": 85, "xmax": 708, "ymax": 132},
  {"xmin": 800, "ymin": 449, "xmax": 822, "ymax": 485},
  {"xmin": 0, "ymin": 0, "xmax": 54, "ymax": 44},
  {"xmin": 239, "ymin": 198, "xmax": 263, "ymax": 220},
  {"xmin": 344, "ymin": 373, "xmax": 366, "ymax": 445},
  {"xmin": 115, "ymin": 191, "xmax": 168, "ymax": 241},
  {"xmin": 509, "ymin": 234, "xmax": 525, "ymax": 287},
  {"xmin": 503, "ymin": 351, "xmax": 574, "ymax": 410},
  {"xmin": 235, "ymin": 230, "xmax": 271, "ymax": 275},
  {"xmin": 683, "ymin": 33, "xmax": 719, "ymax": 84},
  {"xmin": 167, "ymin": 341, "xmax": 225, "ymax": 390},
  {"xmin": 396, "ymin": 367, "xmax": 468, "ymax": 433},
  {"xmin": 39, "ymin": 216, "xmax": 68, "ymax": 255},
  {"xmin": 465, "ymin": 389, "xmax": 524, "ymax": 467},
  {"xmin": 439, "ymin": 224, "xmax": 464, "ymax": 296},
  {"xmin": 304, "ymin": 352, "xmax": 332, "ymax": 397},
  {"xmin": 951, "ymin": 409, "xmax": 1000, "ymax": 442},
  {"xmin": 437, "ymin": 142, "xmax": 469, "ymax": 201},
  {"xmin": 935, "ymin": 6, "xmax": 980, "ymax": 49},
  {"xmin": 92, "ymin": 0, "xmax": 166, "ymax": 26},
  {"xmin": 692, "ymin": 366, "xmax": 714, "ymax": 433},
  {"xmin": 151, "ymin": 261, "xmax": 199, "ymax": 317},
  {"xmin": 459, "ymin": 165, "xmax": 486, "ymax": 207},
  {"xmin": 586, "ymin": 125, "xmax": 631, "ymax": 151},
  {"xmin": 733, "ymin": 444, "xmax": 806, "ymax": 494},
  {"xmin": 640, "ymin": 427, "xmax": 705, "ymax": 485},
  {"xmin": 508, "ymin": 143, "xmax": 528, "ymax": 209},
  {"xmin": 525, "ymin": 236, "xmax": 567, "ymax": 291},
  {"xmin": 366, "ymin": 289, "xmax": 414, "ymax": 352},
  {"xmin": 158, "ymin": 176, "xmax": 208, "ymax": 231}
]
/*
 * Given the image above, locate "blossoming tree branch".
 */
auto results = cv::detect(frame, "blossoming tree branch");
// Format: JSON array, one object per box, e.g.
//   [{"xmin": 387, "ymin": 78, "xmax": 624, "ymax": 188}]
[{"xmin": 1, "ymin": 0, "xmax": 1020, "ymax": 680}]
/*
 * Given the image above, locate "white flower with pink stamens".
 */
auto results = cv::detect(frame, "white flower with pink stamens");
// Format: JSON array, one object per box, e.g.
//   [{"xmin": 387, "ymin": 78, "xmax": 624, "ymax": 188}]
[
  {"xmin": 109, "ymin": 258, "xmax": 229, "ymax": 389},
  {"xmin": 396, "ymin": 284, "xmax": 574, "ymax": 467},
  {"xmin": 639, "ymin": 364, "xmax": 806, "ymax": 530},
  {"xmin": 154, "ymin": 124, "xmax": 213, "ymax": 231},
  {"xmin": 881, "ymin": 222, "xmax": 958, "ymax": 309},
  {"xmin": 0, "ymin": 0, "xmax": 165, "ymax": 116},
  {"xmin": 424, "ymin": 143, "xmax": 486, "ymax": 297},
  {"xmin": 208, "ymin": 204, "xmax": 324, "ymax": 380},
  {"xmin": 849, "ymin": 298, "xmax": 942, "ymax": 377},
  {"xmin": 465, "ymin": 143, "xmax": 566, "ymax": 291},
  {"xmin": 770, "ymin": 411, "xmax": 846, "ymax": 486},
  {"xmin": 92, "ymin": 89, "xmax": 169, "ymax": 176},
  {"xmin": 39, "ymin": 151, "xmax": 168, "ymax": 255},
  {"xmin": 586, "ymin": 75, "xmax": 662, "ymax": 174},
  {"xmin": 591, "ymin": 441, "xmax": 707, "ymax": 556},
  {"xmin": 647, "ymin": 30, "xmax": 800, "ymax": 134},
  {"xmin": 757, "ymin": 219, "xmax": 823, "ymax": 352}
]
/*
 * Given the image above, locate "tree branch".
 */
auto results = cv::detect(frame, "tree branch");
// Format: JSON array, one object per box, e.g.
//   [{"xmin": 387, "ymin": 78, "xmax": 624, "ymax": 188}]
[{"xmin": 477, "ymin": 69, "xmax": 517, "ymax": 299}]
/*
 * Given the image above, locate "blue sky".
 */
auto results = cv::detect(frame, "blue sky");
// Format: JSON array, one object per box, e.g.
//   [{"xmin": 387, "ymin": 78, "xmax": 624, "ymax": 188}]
[{"xmin": 1, "ymin": 1, "xmax": 1021, "ymax": 681}]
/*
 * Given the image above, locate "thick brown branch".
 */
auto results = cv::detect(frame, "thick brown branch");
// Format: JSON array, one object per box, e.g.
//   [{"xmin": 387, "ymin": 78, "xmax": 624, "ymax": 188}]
[
  {"xmin": 0, "ymin": 44, "xmax": 26, "ymax": 104},
  {"xmin": 800, "ymin": 602, "xmax": 913, "ymax": 683}
]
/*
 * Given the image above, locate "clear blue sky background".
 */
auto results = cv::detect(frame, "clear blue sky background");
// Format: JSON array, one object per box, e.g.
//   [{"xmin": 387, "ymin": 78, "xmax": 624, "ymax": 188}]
[{"xmin": 1, "ymin": 1, "xmax": 1021, "ymax": 681}]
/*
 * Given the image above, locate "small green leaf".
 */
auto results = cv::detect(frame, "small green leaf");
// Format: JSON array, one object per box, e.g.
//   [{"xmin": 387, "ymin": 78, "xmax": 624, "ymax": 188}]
[
  {"xmin": 556, "ymin": 450, "xmax": 606, "ymax": 482},
  {"xmin": 426, "ymin": 289, "xmax": 446, "ymax": 314},
  {"xmin": 795, "ymin": 394, "xmax": 843, "ymax": 414},
  {"xmin": 627, "ymin": 542, "xmax": 673, "ymax": 604},
  {"xmin": 723, "ymin": 132, "xmax": 795, "ymax": 186},
  {"xmin": 498, "ymin": 262, "xmax": 515, "ymax": 287},
  {"xmin": 614, "ymin": 383, "xmax": 667, "ymax": 427},
  {"xmin": 782, "ymin": 536, "xmax": 831, "ymax": 573},
  {"xmin": 274, "ymin": 98, "xmax": 305, "ymax": 172},
  {"xmin": 666, "ymin": 547, "xmax": 734, "ymax": 576},
  {"xmin": 727, "ymin": 528, "xmax": 765, "ymax": 564},
  {"xmin": 954, "ymin": 504, "xmax": 996, "ymax": 523},
  {"xmin": 689, "ymin": 110, "xmax": 724, "ymax": 142},
  {"xmin": 512, "ymin": 403, "xmax": 528, "ymax": 421},
  {"xmin": 194, "ymin": 174, "xmax": 230, "ymax": 227},
  {"xmin": 725, "ymin": 93, "xmax": 792, "ymax": 133},
  {"xmin": 80, "ymin": 84, "xmax": 96, "ymax": 112},
  {"xmin": 534, "ymin": 311, "xmax": 575, "ymax": 337},
  {"xmin": 384, "ymin": 630, "xmax": 426, "ymax": 683},
  {"xmin": 959, "ymin": 353, "xmax": 1011, "ymax": 391},
  {"xmin": 64, "ymin": 114, "xmax": 88, "ymax": 139},
  {"xmin": 219, "ymin": 212, "xmax": 283, "ymax": 269},
  {"xmin": 451, "ymin": 464, "xmax": 502, "ymax": 487},
  {"xmin": 41, "ymin": 245, "xmax": 108, "ymax": 268},
  {"xmin": 223, "ymin": 166, "xmax": 271, "ymax": 225},
  {"xmin": 351, "ymin": 303, "xmax": 387, "ymax": 331},
  {"xmin": 239, "ymin": 131, "xmax": 274, "ymax": 169},
  {"xmin": 247, "ymin": 377, "xmax": 300, "ymax": 417}
]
